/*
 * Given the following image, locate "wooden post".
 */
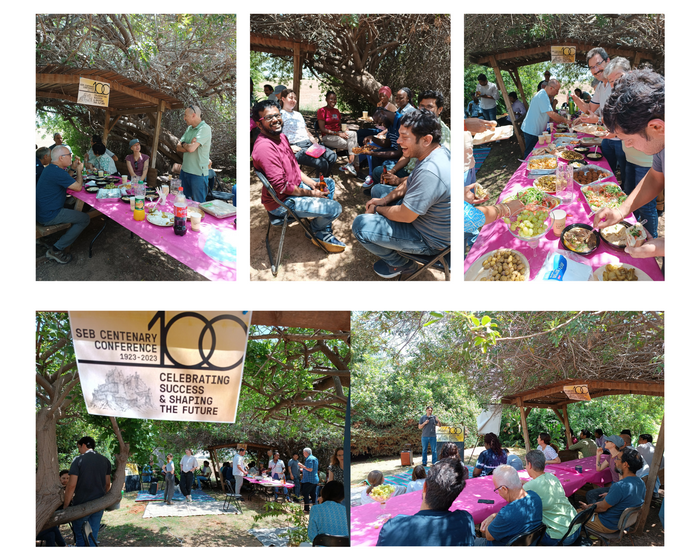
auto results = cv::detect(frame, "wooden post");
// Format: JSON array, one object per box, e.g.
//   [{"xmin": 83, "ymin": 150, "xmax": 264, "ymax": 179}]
[
  {"xmin": 635, "ymin": 414, "xmax": 664, "ymax": 534},
  {"xmin": 489, "ymin": 55, "xmax": 525, "ymax": 155},
  {"xmin": 293, "ymin": 42, "xmax": 302, "ymax": 98},
  {"xmin": 150, "ymin": 100, "xmax": 165, "ymax": 169},
  {"xmin": 518, "ymin": 398, "xmax": 531, "ymax": 452},
  {"xmin": 632, "ymin": 51, "xmax": 641, "ymax": 69},
  {"xmin": 211, "ymin": 447, "xmax": 225, "ymax": 491},
  {"xmin": 562, "ymin": 404, "xmax": 573, "ymax": 448},
  {"xmin": 513, "ymin": 67, "xmax": 529, "ymax": 110},
  {"xmin": 102, "ymin": 109, "xmax": 111, "ymax": 144},
  {"xmin": 551, "ymin": 407, "xmax": 566, "ymax": 426}
]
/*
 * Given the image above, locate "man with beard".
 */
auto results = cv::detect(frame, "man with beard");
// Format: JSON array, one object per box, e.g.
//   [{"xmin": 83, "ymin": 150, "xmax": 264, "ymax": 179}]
[{"xmin": 252, "ymin": 99, "xmax": 345, "ymax": 252}]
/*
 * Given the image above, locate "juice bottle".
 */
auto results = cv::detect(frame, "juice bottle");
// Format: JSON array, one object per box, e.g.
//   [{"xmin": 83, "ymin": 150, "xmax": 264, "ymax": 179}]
[
  {"xmin": 133, "ymin": 182, "xmax": 145, "ymax": 221},
  {"xmin": 318, "ymin": 174, "xmax": 327, "ymax": 193}
]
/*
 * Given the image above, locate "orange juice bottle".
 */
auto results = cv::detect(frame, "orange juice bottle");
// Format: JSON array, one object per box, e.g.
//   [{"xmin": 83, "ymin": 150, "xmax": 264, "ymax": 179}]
[{"xmin": 133, "ymin": 189, "xmax": 145, "ymax": 221}]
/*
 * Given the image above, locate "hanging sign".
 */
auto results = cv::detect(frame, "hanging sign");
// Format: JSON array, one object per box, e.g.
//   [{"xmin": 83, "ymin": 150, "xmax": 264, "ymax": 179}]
[
  {"xmin": 551, "ymin": 46, "xmax": 577, "ymax": 64},
  {"xmin": 69, "ymin": 311, "xmax": 251, "ymax": 422},
  {"xmin": 563, "ymin": 384, "xmax": 591, "ymax": 401},
  {"xmin": 77, "ymin": 77, "xmax": 111, "ymax": 107}
]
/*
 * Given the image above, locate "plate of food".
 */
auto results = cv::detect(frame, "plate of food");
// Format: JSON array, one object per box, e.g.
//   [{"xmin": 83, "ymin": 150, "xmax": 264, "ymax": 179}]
[
  {"xmin": 352, "ymin": 145, "xmax": 380, "ymax": 155},
  {"xmin": 464, "ymin": 248, "xmax": 530, "ymax": 281},
  {"xmin": 144, "ymin": 192, "xmax": 160, "ymax": 202},
  {"xmin": 581, "ymin": 183, "xmax": 628, "ymax": 213},
  {"xmin": 85, "ymin": 186, "xmax": 100, "ymax": 193},
  {"xmin": 146, "ymin": 209, "xmax": 175, "ymax": 227},
  {"xmin": 590, "ymin": 263, "xmax": 652, "ymax": 281},
  {"xmin": 533, "ymin": 175, "xmax": 557, "ymax": 193},
  {"xmin": 573, "ymin": 165, "xmax": 613, "ymax": 186},
  {"xmin": 504, "ymin": 188, "xmax": 561, "ymax": 212},
  {"xmin": 527, "ymin": 155, "xmax": 558, "ymax": 172},
  {"xmin": 557, "ymin": 149, "xmax": 585, "ymax": 162},
  {"xmin": 560, "ymin": 223, "xmax": 600, "ymax": 255},
  {"xmin": 505, "ymin": 208, "xmax": 553, "ymax": 242},
  {"xmin": 585, "ymin": 151, "xmax": 604, "ymax": 162},
  {"xmin": 530, "ymin": 146, "xmax": 554, "ymax": 157},
  {"xmin": 553, "ymin": 132, "xmax": 577, "ymax": 138},
  {"xmin": 573, "ymin": 124, "xmax": 608, "ymax": 137},
  {"xmin": 599, "ymin": 221, "xmax": 632, "ymax": 250}
]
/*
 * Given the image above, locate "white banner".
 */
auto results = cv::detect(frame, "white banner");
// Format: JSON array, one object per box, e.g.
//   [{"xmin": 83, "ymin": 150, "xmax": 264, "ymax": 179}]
[{"xmin": 69, "ymin": 311, "xmax": 251, "ymax": 423}]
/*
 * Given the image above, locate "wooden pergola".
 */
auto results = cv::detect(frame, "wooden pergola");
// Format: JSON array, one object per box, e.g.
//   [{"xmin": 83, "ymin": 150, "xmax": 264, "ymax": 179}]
[
  {"xmin": 36, "ymin": 65, "xmax": 185, "ymax": 169},
  {"xmin": 250, "ymin": 34, "xmax": 317, "ymax": 97},
  {"xmin": 468, "ymin": 39, "xmax": 658, "ymax": 155},
  {"xmin": 501, "ymin": 377, "xmax": 664, "ymax": 534}
]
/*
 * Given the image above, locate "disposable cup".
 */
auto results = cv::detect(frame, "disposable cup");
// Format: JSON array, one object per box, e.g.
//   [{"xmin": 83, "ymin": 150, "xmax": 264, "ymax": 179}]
[
  {"xmin": 129, "ymin": 196, "xmax": 136, "ymax": 211},
  {"xmin": 552, "ymin": 209, "xmax": 567, "ymax": 237},
  {"xmin": 191, "ymin": 213, "xmax": 202, "ymax": 231},
  {"xmin": 341, "ymin": 124, "xmax": 348, "ymax": 131}
]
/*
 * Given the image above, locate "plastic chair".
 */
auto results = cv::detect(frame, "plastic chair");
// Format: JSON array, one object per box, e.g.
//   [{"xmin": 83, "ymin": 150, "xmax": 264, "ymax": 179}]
[
  {"xmin": 586, "ymin": 505, "xmax": 642, "ymax": 546},
  {"xmin": 556, "ymin": 505, "xmax": 595, "ymax": 546},
  {"xmin": 254, "ymin": 169, "xmax": 329, "ymax": 277},
  {"xmin": 397, "ymin": 245, "xmax": 451, "ymax": 281},
  {"xmin": 505, "ymin": 523, "xmax": 547, "ymax": 546},
  {"xmin": 222, "ymin": 479, "xmax": 243, "ymax": 513},
  {"xmin": 312, "ymin": 533, "xmax": 350, "ymax": 547}
]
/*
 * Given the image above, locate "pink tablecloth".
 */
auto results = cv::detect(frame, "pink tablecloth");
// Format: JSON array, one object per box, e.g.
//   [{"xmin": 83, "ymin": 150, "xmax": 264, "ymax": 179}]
[
  {"xmin": 464, "ymin": 138, "xmax": 663, "ymax": 281},
  {"xmin": 244, "ymin": 476, "xmax": 294, "ymax": 488},
  {"xmin": 351, "ymin": 455, "xmax": 610, "ymax": 547},
  {"xmin": 72, "ymin": 182, "xmax": 237, "ymax": 281}
]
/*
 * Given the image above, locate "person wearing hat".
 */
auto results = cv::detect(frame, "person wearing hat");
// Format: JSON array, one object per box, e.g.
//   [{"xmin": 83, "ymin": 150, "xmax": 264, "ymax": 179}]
[
  {"xmin": 126, "ymin": 138, "xmax": 150, "ymax": 182},
  {"xmin": 584, "ymin": 434, "xmax": 624, "ymax": 504},
  {"xmin": 273, "ymin": 85, "xmax": 288, "ymax": 104}
]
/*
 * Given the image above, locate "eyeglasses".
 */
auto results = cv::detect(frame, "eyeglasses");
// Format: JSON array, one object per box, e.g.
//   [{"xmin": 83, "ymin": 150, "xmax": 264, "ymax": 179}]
[
  {"xmin": 260, "ymin": 113, "xmax": 282, "ymax": 122},
  {"xmin": 494, "ymin": 485, "xmax": 507, "ymax": 493},
  {"xmin": 588, "ymin": 59, "xmax": 607, "ymax": 72}
]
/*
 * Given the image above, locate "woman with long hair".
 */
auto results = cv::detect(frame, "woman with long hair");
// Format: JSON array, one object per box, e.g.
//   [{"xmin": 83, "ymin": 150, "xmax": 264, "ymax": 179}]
[
  {"xmin": 472, "ymin": 433, "xmax": 508, "ymax": 477},
  {"xmin": 537, "ymin": 432, "xmax": 561, "ymax": 465},
  {"xmin": 406, "ymin": 464, "xmax": 427, "ymax": 493},
  {"xmin": 327, "ymin": 447, "xmax": 344, "ymax": 484}
]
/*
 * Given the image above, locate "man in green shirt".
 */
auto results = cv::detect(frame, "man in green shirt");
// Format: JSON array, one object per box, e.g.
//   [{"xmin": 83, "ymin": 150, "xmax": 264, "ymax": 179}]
[
  {"xmin": 176, "ymin": 105, "xmax": 212, "ymax": 202},
  {"xmin": 568, "ymin": 429, "xmax": 598, "ymax": 458},
  {"xmin": 523, "ymin": 449, "xmax": 578, "ymax": 545}
]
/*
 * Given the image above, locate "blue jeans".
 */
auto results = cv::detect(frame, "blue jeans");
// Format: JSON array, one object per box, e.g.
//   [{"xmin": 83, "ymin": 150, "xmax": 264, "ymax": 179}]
[
  {"xmin": 294, "ymin": 139, "xmax": 337, "ymax": 176},
  {"xmin": 481, "ymin": 107, "xmax": 497, "ymax": 121},
  {"xmin": 623, "ymin": 162, "xmax": 658, "ymax": 238},
  {"xmin": 292, "ymin": 476, "xmax": 301, "ymax": 498},
  {"xmin": 421, "ymin": 436, "xmax": 437, "ymax": 466},
  {"xmin": 36, "ymin": 526, "xmax": 66, "ymax": 546},
  {"xmin": 464, "ymin": 167, "xmax": 476, "ymax": 186},
  {"xmin": 523, "ymin": 131, "xmax": 539, "ymax": 158},
  {"xmin": 180, "ymin": 170, "xmax": 208, "ymax": 202},
  {"xmin": 40, "ymin": 207, "xmax": 90, "ymax": 251},
  {"xmin": 371, "ymin": 159, "xmax": 407, "ymax": 184},
  {"xmin": 272, "ymin": 472, "xmax": 289, "ymax": 498},
  {"xmin": 196, "ymin": 475, "xmax": 209, "ymax": 488},
  {"xmin": 268, "ymin": 178, "xmax": 341, "ymax": 234},
  {"xmin": 73, "ymin": 509, "xmax": 103, "ymax": 546},
  {"xmin": 601, "ymin": 139, "xmax": 626, "ymax": 186},
  {"xmin": 352, "ymin": 185, "xmax": 439, "ymax": 267},
  {"xmin": 539, "ymin": 528, "xmax": 580, "ymax": 546}
]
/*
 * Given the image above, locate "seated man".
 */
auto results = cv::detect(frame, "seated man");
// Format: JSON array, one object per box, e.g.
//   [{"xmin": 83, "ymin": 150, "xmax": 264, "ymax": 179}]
[
  {"xmin": 637, "ymin": 433, "xmax": 663, "ymax": 496},
  {"xmin": 578, "ymin": 448, "xmax": 646, "ymax": 534},
  {"xmin": 568, "ymin": 429, "xmax": 598, "ymax": 458},
  {"xmin": 196, "ymin": 460, "xmax": 212, "ymax": 489},
  {"xmin": 585, "ymin": 435, "xmax": 624, "ymax": 504},
  {"xmin": 362, "ymin": 108, "xmax": 404, "ymax": 188},
  {"xmin": 36, "ymin": 146, "xmax": 51, "ymax": 183},
  {"xmin": 353, "ymin": 109, "xmax": 450, "ymax": 278},
  {"xmin": 377, "ymin": 458, "xmax": 474, "ymax": 546},
  {"xmin": 91, "ymin": 142, "xmax": 118, "ymax": 175},
  {"xmin": 36, "ymin": 146, "xmax": 89, "ymax": 264},
  {"xmin": 251, "ymin": 100, "xmax": 345, "ymax": 252},
  {"xmin": 523, "ymin": 450, "xmax": 578, "ymax": 545},
  {"xmin": 497, "ymin": 92, "xmax": 527, "ymax": 126},
  {"xmin": 476, "ymin": 464, "xmax": 543, "ymax": 546}
]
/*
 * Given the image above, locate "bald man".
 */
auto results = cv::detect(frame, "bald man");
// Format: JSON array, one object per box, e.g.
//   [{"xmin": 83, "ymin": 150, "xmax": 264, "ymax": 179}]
[{"xmin": 176, "ymin": 105, "xmax": 212, "ymax": 202}]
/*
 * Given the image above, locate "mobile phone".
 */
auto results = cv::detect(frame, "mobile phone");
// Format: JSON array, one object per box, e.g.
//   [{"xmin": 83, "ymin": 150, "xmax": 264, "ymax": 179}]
[{"xmin": 478, "ymin": 499, "xmax": 495, "ymax": 504}]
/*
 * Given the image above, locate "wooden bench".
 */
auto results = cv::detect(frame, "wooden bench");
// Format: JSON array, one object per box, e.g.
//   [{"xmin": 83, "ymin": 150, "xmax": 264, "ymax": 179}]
[{"xmin": 36, "ymin": 198, "xmax": 102, "ymax": 239}]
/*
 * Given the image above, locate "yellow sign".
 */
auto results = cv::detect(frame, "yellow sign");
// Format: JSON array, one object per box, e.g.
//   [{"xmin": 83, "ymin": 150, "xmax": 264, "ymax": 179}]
[
  {"xmin": 563, "ymin": 384, "xmax": 591, "ymax": 401},
  {"xmin": 437, "ymin": 426, "xmax": 464, "ymax": 442},
  {"xmin": 69, "ymin": 311, "xmax": 251, "ymax": 422},
  {"xmin": 551, "ymin": 46, "xmax": 577, "ymax": 64},
  {"xmin": 77, "ymin": 77, "xmax": 111, "ymax": 107}
]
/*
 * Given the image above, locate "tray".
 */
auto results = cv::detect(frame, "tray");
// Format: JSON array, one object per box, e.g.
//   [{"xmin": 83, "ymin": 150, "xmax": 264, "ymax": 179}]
[
  {"xmin": 199, "ymin": 199, "xmax": 237, "ymax": 219},
  {"xmin": 464, "ymin": 249, "xmax": 530, "ymax": 282}
]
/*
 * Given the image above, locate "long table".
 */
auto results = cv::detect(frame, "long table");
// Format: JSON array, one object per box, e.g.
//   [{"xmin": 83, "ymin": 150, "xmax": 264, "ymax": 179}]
[
  {"xmin": 244, "ymin": 476, "xmax": 294, "ymax": 501},
  {"xmin": 464, "ymin": 136, "xmax": 663, "ymax": 281},
  {"xmin": 351, "ymin": 455, "xmax": 611, "ymax": 547},
  {"xmin": 71, "ymin": 182, "xmax": 237, "ymax": 281}
]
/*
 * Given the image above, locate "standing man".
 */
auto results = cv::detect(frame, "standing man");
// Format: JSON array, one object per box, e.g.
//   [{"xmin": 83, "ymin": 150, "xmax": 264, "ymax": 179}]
[
  {"xmin": 269, "ymin": 451, "xmax": 290, "ymax": 502},
  {"xmin": 36, "ymin": 146, "xmax": 89, "ymax": 264},
  {"xmin": 299, "ymin": 447, "xmax": 319, "ymax": 513},
  {"xmin": 179, "ymin": 448, "xmax": 198, "ymax": 502},
  {"xmin": 288, "ymin": 452, "xmax": 301, "ymax": 500},
  {"xmin": 521, "ymin": 79, "xmax": 569, "ymax": 157},
  {"xmin": 48, "ymin": 132, "xmax": 63, "ymax": 150},
  {"xmin": 476, "ymin": 74, "xmax": 500, "ymax": 122},
  {"xmin": 63, "ymin": 436, "xmax": 112, "ymax": 547},
  {"xmin": 418, "ymin": 405, "xmax": 440, "ymax": 467},
  {"xmin": 176, "ymin": 105, "xmax": 212, "ymax": 202},
  {"xmin": 232, "ymin": 448, "xmax": 248, "ymax": 497}
]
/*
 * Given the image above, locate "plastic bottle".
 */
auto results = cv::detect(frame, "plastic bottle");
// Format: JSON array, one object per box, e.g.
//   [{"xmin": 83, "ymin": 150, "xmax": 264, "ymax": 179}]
[
  {"xmin": 133, "ymin": 181, "xmax": 145, "ymax": 221},
  {"xmin": 174, "ymin": 202, "xmax": 187, "ymax": 236},
  {"xmin": 318, "ymin": 174, "xmax": 327, "ymax": 193},
  {"xmin": 176, "ymin": 186, "xmax": 186, "ymax": 204}
]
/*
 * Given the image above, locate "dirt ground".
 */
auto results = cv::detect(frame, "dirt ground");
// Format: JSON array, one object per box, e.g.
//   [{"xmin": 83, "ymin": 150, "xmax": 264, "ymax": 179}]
[
  {"xmin": 249, "ymin": 117, "xmax": 445, "ymax": 281},
  {"xmin": 36, "ymin": 176, "xmax": 235, "ymax": 281},
  {"xmin": 351, "ymin": 453, "xmax": 665, "ymax": 546}
]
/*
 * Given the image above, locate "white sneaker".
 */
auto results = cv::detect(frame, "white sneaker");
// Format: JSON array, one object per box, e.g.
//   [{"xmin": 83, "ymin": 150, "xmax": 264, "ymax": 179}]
[{"xmin": 362, "ymin": 175, "xmax": 374, "ymax": 187}]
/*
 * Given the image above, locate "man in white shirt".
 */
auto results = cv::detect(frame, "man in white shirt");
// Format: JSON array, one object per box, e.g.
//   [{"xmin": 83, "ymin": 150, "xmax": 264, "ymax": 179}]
[
  {"xmin": 637, "ymin": 434, "xmax": 663, "ymax": 497},
  {"xmin": 232, "ymin": 448, "xmax": 248, "ymax": 496},
  {"xmin": 179, "ymin": 449, "xmax": 198, "ymax": 502},
  {"xmin": 268, "ymin": 451, "xmax": 290, "ymax": 502},
  {"xmin": 476, "ymin": 74, "xmax": 500, "ymax": 122}
]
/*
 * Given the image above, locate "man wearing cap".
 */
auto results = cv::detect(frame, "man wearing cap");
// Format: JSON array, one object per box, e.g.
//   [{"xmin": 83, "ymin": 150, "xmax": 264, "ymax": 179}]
[
  {"xmin": 126, "ymin": 139, "xmax": 150, "ymax": 182},
  {"xmin": 273, "ymin": 85, "xmax": 287, "ymax": 104},
  {"xmin": 176, "ymin": 105, "xmax": 212, "ymax": 202},
  {"xmin": 36, "ymin": 146, "xmax": 89, "ymax": 264}
]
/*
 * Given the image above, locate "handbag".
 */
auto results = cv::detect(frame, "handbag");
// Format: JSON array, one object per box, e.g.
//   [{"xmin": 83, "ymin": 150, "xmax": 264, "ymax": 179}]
[
  {"xmin": 149, "ymin": 482, "xmax": 158, "ymax": 495},
  {"xmin": 304, "ymin": 143, "xmax": 326, "ymax": 158}
]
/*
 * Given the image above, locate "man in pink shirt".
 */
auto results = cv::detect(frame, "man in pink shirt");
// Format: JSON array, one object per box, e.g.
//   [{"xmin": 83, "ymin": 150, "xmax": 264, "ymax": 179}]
[{"xmin": 252, "ymin": 100, "xmax": 345, "ymax": 252}]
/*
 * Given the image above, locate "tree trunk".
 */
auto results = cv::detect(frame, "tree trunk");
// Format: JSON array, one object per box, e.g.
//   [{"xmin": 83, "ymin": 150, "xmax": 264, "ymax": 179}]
[{"xmin": 36, "ymin": 407, "xmax": 64, "ymax": 536}]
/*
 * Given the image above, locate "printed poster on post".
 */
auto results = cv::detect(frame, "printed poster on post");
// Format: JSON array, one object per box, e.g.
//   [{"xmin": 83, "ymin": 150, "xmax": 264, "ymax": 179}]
[
  {"xmin": 69, "ymin": 311, "xmax": 251, "ymax": 423},
  {"xmin": 77, "ymin": 77, "xmax": 111, "ymax": 107}
]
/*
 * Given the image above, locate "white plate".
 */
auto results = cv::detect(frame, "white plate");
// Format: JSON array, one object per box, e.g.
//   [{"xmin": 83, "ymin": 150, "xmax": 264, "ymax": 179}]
[
  {"xmin": 146, "ymin": 211, "xmax": 175, "ymax": 227},
  {"xmin": 465, "ymin": 249, "xmax": 530, "ymax": 281},
  {"xmin": 590, "ymin": 264, "xmax": 652, "ymax": 282}
]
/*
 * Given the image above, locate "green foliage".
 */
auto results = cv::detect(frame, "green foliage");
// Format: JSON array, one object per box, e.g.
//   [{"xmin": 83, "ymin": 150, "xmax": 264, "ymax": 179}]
[{"xmin": 253, "ymin": 501, "xmax": 308, "ymax": 546}]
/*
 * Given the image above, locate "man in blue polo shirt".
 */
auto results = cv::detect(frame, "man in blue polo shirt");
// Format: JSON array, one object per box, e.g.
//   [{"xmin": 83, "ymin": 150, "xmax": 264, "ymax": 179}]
[
  {"xmin": 521, "ymin": 79, "xmax": 569, "ymax": 157},
  {"xmin": 36, "ymin": 146, "xmax": 89, "ymax": 264}
]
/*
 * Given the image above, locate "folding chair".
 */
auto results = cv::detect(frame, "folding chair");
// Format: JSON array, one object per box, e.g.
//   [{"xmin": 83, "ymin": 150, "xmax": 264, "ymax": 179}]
[
  {"xmin": 82, "ymin": 520, "xmax": 99, "ymax": 546},
  {"xmin": 312, "ymin": 534, "xmax": 350, "ymax": 547},
  {"xmin": 206, "ymin": 170, "xmax": 236, "ymax": 205},
  {"xmin": 254, "ymin": 169, "xmax": 329, "ymax": 277},
  {"xmin": 505, "ymin": 523, "xmax": 547, "ymax": 546},
  {"xmin": 586, "ymin": 505, "xmax": 642, "ymax": 546},
  {"xmin": 397, "ymin": 245, "xmax": 451, "ymax": 281},
  {"xmin": 222, "ymin": 479, "xmax": 243, "ymax": 513},
  {"xmin": 557, "ymin": 505, "xmax": 595, "ymax": 546}
]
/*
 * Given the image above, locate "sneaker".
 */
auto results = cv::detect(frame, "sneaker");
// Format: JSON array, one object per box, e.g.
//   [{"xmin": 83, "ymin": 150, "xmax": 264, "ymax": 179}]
[
  {"xmin": 373, "ymin": 259, "xmax": 418, "ymax": 279},
  {"xmin": 46, "ymin": 247, "xmax": 72, "ymax": 264},
  {"xmin": 313, "ymin": 231, "xmax": 346, "ymax": 253},
  {"xmin": 362, "ymin": 175, "xmax": 374, "ymax": 187},
  {"xmin": 340, "ymin": 164, "xmax": 358, "ymax": 177}
]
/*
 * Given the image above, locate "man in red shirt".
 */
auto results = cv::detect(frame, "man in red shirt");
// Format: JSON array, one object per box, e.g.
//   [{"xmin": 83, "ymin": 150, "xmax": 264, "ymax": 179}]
[{"xmin": 252, "ymin": 100, "xmax": 345, "ymax": 252}]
